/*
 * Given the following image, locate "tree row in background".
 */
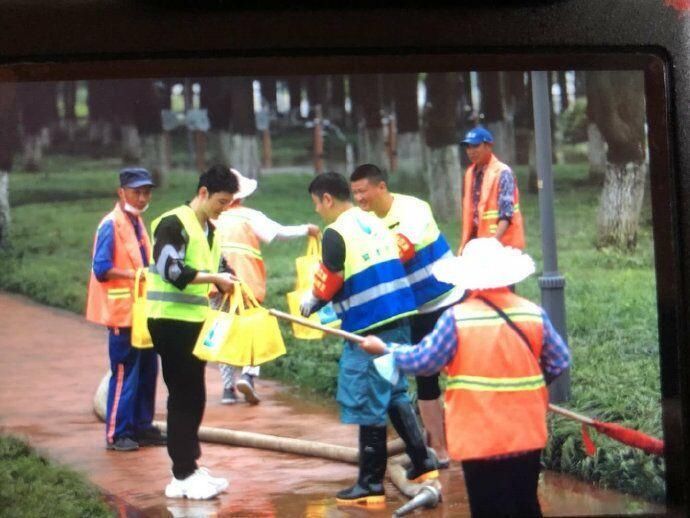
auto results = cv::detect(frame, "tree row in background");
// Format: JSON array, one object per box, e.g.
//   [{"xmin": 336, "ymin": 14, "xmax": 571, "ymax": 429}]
[{"xmin": 0, "ymin": 71, "xmax": 648, "ymax": 250}]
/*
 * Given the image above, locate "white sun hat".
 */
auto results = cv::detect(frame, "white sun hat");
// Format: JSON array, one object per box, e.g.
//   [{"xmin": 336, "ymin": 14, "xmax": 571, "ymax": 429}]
[
  {"xmin": 432, "ymin": 237, "xmax": 535, "ymax": 291},
  {"xmin": 231, "ymin": 168, "xmax": 258, "ymax": 200}
]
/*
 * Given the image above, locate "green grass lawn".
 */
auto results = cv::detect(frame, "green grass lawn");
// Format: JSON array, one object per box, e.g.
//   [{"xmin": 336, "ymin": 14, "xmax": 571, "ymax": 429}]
[
  {"xmin": 0, "ymin": 155, "xmax": 664, "ymax": 502},
  {"xmin": 0, "ymin": 435, "xmax": 113, "ymax": 518}
]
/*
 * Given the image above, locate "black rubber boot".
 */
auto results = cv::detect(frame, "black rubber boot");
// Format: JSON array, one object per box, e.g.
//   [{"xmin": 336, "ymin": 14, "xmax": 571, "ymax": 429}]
[
  {"xmin": 388, "ymin": 401, "xmax": 439, "ymax": 482},
  {"xmin": 336, "ymin": 425, "xmax": 387, "ymax": 507}
]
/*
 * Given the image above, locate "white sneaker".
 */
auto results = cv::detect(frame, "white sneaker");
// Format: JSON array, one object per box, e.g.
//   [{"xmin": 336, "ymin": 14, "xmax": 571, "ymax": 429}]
[
  {"xmin": 164, "ymin": 471, "xmax": 220, "ymax": 500},
  {"xmin": 196, "ymin": 467, "xmax": 229, "ymax": 491}
]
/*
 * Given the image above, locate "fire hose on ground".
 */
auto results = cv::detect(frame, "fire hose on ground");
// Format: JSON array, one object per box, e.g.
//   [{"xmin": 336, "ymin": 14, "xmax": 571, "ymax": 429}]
[
  {"xmin": 93, "ymin": 374, "xmax": 438, "ymax": 515},
  {"xmin": 93, "ymin": 309, "xmax": 663, "ymax": 516}
]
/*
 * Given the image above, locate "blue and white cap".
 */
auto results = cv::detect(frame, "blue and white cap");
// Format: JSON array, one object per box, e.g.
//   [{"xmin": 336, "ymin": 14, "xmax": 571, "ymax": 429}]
[{"xmin": 460, "ymin": 126, "xmax": 494, "ymax": 146}]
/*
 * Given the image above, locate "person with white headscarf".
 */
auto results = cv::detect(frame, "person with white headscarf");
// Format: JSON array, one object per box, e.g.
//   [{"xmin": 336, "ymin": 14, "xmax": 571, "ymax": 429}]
[{"xmin": 360, "ymin": 238, "xmax": 571, "ymax": 517}]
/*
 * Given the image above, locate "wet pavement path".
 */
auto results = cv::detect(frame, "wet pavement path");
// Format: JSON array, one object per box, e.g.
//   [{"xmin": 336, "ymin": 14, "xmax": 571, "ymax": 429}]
[{"xmin": 0, "ymin": 292, "xmax": 665, "ymax": 517}]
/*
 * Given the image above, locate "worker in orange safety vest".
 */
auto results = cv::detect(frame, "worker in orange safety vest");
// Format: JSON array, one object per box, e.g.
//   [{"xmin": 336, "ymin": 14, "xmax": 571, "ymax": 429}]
[
  {"xmin": 359, "ymin": 238, "xmax": 571, "ymax": 517},
  {"xmin": 213, "ymin": 168, "xmax": 319, "ymax": 405},
  {"xmin": 86, "ymin": 168, "xmax": 165, "ymax": 452},
  {"xmin": 459, "ymin": 126, "xmax": 525, "ymax": 253}
]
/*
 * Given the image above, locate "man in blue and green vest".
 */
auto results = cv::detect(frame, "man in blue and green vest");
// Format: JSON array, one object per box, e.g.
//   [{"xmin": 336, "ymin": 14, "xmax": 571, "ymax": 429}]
[
  {"xmin": 350, "ymin": 163, "xmax": 464, "ymax": 468},
  {"xmin": 147, "ymin": 164, "xmax": 238, "ymax": 500},
  {"xmin": 300, "ymin": 172, "xmax": 439, "ymax": 507}
]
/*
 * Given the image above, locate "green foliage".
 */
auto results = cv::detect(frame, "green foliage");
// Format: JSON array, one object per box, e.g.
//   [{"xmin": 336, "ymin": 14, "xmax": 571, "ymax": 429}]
[
  {"xmin": 0, "ymin": 435, "xmax": 113, "ymax": 517},
  {"xmin": 0, "ymin": 155, "xmax": 664, "ymax": 502},
  {"xmin": 560, "ymin": 98, "xmax": 589, "ymax": 144}
]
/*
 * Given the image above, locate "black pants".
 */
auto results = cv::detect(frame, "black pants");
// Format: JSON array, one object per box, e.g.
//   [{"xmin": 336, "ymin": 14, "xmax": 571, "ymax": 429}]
[
  {"xmin": 461, "ymin": 449, "xmax": 543, "ymax": 518},
  {"xmin": 411, "ymin": 306, "xmax": 450, "ymax": 400},
  {"xmin": 148, "ymin": 318, "xmax": 206, "ymax": 480}
]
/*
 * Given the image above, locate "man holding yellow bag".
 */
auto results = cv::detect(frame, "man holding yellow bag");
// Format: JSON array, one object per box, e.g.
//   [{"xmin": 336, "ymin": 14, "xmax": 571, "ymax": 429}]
[
  {"xmin": 86, "ymin": 167, "xmax": 165, "ymax": 452},
  {"xmin": 147, "ymin": 164, "xmax": 238, "ymax": 500},
  {"xmin": 214, "ymin": 168, "xmax": 319, "ymax": 405}
]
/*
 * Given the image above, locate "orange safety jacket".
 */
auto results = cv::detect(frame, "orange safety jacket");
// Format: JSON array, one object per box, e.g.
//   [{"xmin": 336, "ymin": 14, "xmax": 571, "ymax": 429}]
[
  {"xmin": 216, "ymin": 206, "xmax": 267, "ymax": 303},
  {"xmin": 460, "ymin": 154, "xmax": 525, "ymax": 251},
  {"xmin": 85, "ymin": 203, "xmax": 151, "ymax": 328},
  {"xmin": 444, "ymin": 289, "xmax": 548, "ymax": 461}
]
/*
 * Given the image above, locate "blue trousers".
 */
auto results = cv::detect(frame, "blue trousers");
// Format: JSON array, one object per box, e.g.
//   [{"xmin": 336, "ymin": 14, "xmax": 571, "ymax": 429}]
[
  {"xmin": 336, "ymin": 322, "xmax": 411, "ymax": 426},
  {"xmin": 105, "ymin": 327, "xmax": 158, "ymax": 443}
]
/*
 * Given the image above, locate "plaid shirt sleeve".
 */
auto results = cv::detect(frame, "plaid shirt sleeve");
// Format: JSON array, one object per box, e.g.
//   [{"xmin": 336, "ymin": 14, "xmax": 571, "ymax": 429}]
[
  {"xmin": 540, "ymin": 309, "xmax": 571, "ymax": 379},
  {"xmin": 390, "ymin": 308, "xmax": 458, "ymax": 376},
  {"xmin": 498, "ymin": 169, "xmax": 515, "ymax": 221}
]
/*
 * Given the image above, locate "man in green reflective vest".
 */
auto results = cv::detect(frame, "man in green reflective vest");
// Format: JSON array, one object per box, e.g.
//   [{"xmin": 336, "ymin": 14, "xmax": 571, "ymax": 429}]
[{"xmin": 147, "ymin": 164, "xmax": 238, "ymax": 500}]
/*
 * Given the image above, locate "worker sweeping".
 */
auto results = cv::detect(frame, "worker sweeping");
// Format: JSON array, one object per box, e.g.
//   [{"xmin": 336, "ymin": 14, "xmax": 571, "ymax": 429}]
[
  {"xmin": 299, "ymin": 172, "xmax": 439, "ymax": 507},
  {"xmin": 213, "ymin": 168, "xmax": 319, "ymax": 405},
  {"xmin": 359, "ymin": 238, "xmax": 571, "ymax": 517}
]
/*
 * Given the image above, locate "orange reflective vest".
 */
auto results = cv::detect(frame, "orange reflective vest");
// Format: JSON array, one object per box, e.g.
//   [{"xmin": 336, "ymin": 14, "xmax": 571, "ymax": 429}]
[
  {"xmin": 216, "ymin": 206, "xmax": 266, "ymax": 303},
  {"xmin": 444, "ymin": 289, "xmax": 548, "ymax": 461},
  {"xmin": 460, "ymin": 154, "xmax": 525, "ymax": 251},
  {"xmin": 85, "ymin": 203, "xmax": 151, "ymax": 327}
]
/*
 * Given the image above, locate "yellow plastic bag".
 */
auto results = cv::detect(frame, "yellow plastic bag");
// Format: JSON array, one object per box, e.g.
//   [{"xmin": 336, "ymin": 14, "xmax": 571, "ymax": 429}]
[
  {"xmin": 286, "ymin": 289, "xmax": 325, "ymax": 340},
  {"xmin": 131, "ymin": 268, "xmax": 153, "ymax": 349},
  {"xmin": 295, "ymin": 235, "xmax": 322, "ymax": 290},
  {"xmin": 192, "ymin": 292, "xmax": 240, "ymax": 362},
  {"xmin": 213, "ymin": 282, "xmax": 286, "ymax": 366}
]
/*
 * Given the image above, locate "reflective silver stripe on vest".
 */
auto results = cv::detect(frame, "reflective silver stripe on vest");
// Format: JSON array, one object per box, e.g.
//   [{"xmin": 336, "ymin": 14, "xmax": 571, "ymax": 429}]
[
  {"xmin": 147, "ymin": 291, "xmax": 208, "ymax": 306},
  {"xmin": 333, "ymin": 277, "xmax": 410, "ymax": 314},
  {"xmin": 148, "ymin": 264, "xmax": 210, "ymax": 275},
  {"xmin": 406, "ymin": 249, "xmax": 454, "ymax": 285}
]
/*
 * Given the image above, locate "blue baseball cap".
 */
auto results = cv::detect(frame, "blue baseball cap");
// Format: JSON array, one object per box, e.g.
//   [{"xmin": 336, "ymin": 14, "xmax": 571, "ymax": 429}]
[
  {"xmin": 460, "ymin": 127, "xmax": 494, "ymax": 146},
  {"xmin": 119, "ymin": 167, "xmax": 155, "ymax": 189}
]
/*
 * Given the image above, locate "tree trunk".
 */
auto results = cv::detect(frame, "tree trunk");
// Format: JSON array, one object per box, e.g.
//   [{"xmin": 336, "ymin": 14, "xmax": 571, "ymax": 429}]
[
  {"xmin": 557, "ymin": 71, "xmax": 569, "ymax": 112},
  {"xmin": 423, "ymin": 73, "xmax": 460, "ymax": 220},
  {"xmin": 229, "ymin": 77, "xmax": 260, "ymax": 178},
  {"xmin": 17, "ymin": 83, "xmax": 55, "ymax": 171},
  {"xmin": 229, "ymin": 134, "xmax": 260, "ymax": 178},
  {"xmin": 351, "ymin": 74, "xmax": 386, "ymax": 167},
  {"xmin": 425, "ymin": 146, "xmax": 461, "ymax": 220},
  {"xmin": 0, "ymin": 171, "xmax": 10, "ymax": 247},
  {"xmin": 328, "ymin": 75, "xmax": 346, "ymax": 125},
  {"xmin": 392, "ymin": 74, "xmax": 422, "ymax": 181},
  {"xmin": 121, "ymin": 124, "xmax": 141, "ymax": 163},
  {"xmin": 87, "ymin": 80, "xmax": 116, "ymax": 154},
  {"xmin": 61, "ymin": 81, "xmax": 78, "ymax": 148},
  {"xmin": 0, "ymin": 82, "xmax": 17, "ymax": 247},
  {"xmin": 287, "ymin": 78, "xmax": 302, "ymax": 123},
  {"xmin": 587, "ymin": 122, "xmax": 606, "ymax": 184},
  {"xmin": 597, "ymin": 161, "xmax": 647, "ymax": 249},
  {"xmin": 141, "ymin": 134, "xmax": 167, "ymax": 188},
  {"xmin": 479, "ymin": 72, "xmax": 516, "ymax": 165},
  {"xmin": 260, "ymin": 77, "xmax": 277, "ymax": 114},
  {"xmin": 587, "ymin": 71, "xmax": 646, "ymax": 249}
]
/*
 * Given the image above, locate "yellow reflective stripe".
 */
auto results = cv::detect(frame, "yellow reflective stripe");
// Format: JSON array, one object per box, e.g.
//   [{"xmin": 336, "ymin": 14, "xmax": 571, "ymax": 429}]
[
  {"xmin": 455, "ymin": 307, "xmax": 542, "ymax": 327},
  {"xmin": 456, "ymin": 314, "xmax": 542, "ymax": 328},
  {"xmin": 107, "ymin": 288, "xmax": 131, "ymax": 300},
  {"xmin": 481, "ymin": 204, "xmax": 520, "ymax": 220},
  {"xmin": 447, "ymin": 374, "xmax": 545, "ymax": 392},
  {"xmin": 221, "ymin": 242, "xmax": 262, "ymax": 259}
]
